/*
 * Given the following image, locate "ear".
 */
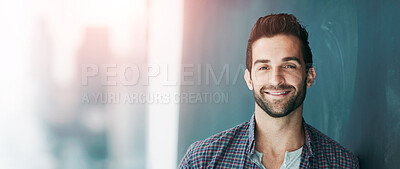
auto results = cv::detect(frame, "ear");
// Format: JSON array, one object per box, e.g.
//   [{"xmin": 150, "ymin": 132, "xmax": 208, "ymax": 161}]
[
  {"xmin": 306, "ymin": 67, "xmax": 316, "ymax": 88},
  {"xmin": 244, "ymin": 69, "xmax": 253, "ymax": 90}
]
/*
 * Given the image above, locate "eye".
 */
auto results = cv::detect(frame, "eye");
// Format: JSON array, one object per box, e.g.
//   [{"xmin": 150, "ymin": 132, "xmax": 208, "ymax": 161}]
[
  {"xmin": 259, "ymin": 66, "xmax": 269, "ymax": 70},
  {"xmin": 284, "ymin": 65, "xmax": 296, "ymax": 69}
]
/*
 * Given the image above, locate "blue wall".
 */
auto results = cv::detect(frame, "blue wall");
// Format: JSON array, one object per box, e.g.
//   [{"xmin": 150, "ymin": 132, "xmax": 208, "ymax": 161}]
[{"xmin": 178, "ymin": 0, "xmax": 400, "ymax": 168}]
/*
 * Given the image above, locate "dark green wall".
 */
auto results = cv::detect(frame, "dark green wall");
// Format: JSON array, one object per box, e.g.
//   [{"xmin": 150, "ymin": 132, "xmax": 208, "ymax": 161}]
[{"xmin": 178, "ymin": 0, "xmax": 400, "ymax": 168}]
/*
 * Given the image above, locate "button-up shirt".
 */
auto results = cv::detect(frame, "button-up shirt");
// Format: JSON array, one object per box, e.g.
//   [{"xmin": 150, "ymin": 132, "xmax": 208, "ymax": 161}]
[{"xmin": 179, "ymin": 114, "xmax": 360, "ymax": 168}]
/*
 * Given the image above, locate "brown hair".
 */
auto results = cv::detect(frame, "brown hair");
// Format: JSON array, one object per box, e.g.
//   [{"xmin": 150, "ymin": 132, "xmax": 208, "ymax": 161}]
[{"xmin": 246, "ymin": 13, "xmax": 313, "ymax": 72}]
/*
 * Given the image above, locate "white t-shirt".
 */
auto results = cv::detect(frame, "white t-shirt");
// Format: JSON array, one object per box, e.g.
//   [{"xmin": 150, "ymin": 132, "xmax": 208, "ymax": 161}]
[{"xmin": 250, "ymin": 146, "xmax": 303, "ymax": 169}]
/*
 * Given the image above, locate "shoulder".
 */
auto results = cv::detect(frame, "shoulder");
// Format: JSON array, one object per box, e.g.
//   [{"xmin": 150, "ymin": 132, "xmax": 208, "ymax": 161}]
[
  {"xmin": 306, "ymin": 123, "xmax": 360, "ymax": 168},
  {"xmin": 179, "ymin": 121, "xmax": 250, "ymax": 168}
]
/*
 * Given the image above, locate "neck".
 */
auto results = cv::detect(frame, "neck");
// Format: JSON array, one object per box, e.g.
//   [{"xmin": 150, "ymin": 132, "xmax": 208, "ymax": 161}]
[{"xmin": 254, "ymin": 104, "xmax": 305, "ymax": 155}]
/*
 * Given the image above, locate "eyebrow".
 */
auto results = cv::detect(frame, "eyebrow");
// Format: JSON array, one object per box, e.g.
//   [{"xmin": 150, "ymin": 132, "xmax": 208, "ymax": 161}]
[
  {"xmin": 282, "ymin": 57, "xmax": 301, "ymax": 65},
  {"xmin": 254, "ymin": 56, "xmax": 301, "ymax": 65},
  {"xmin": 254, "ymin": 59, "xmax": 269, "ymax": 65}
]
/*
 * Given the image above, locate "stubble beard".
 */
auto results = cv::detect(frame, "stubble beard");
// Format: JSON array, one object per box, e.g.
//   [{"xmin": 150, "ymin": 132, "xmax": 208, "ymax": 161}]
[{"xmin": 253, "ymin": 82, "xmax": 307, "ymax": 118}]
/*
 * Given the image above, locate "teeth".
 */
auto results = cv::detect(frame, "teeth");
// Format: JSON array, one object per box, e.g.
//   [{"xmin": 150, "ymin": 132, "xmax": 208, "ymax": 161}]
[{"xmin": 268, "ymin": 91, "xmax": 289, "ymax": 95}]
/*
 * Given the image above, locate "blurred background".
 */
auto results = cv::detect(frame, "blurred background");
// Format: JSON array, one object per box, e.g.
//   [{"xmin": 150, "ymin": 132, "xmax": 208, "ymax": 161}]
[{"xmin": 0, "ymin": 0, "xmax": 399, "ymax": 169}]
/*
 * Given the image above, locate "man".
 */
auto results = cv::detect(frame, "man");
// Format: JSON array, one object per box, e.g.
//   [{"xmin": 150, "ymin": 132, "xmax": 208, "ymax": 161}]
[{"xmin": 179, "ymin": 13, "xmax": 359, "ymax": 169}]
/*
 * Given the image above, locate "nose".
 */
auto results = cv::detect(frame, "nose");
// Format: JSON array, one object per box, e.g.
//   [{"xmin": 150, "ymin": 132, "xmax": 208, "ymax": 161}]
[{"xmin": 269, "ymin": 67, "xmax": 285, "ymax": 86}]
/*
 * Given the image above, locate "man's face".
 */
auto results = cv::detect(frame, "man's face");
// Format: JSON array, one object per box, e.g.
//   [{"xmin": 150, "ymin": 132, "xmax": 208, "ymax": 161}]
[{"xmin": 244, "ymin": 34, "xmax": 316, "ymax": 118}]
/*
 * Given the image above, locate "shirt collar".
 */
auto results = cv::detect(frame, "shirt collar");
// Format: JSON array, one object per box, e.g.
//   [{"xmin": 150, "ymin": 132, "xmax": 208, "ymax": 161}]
[
  {"xmin": 246, "ymin": 114, "xmax": 315, "ymax": 158},
  {"xmin": 247, "ymin": 114, "xmax": 256, "ymax": 156},
  {"xmin": 302, "ymin": 118, "xmax": 315, "ymax": 157}
]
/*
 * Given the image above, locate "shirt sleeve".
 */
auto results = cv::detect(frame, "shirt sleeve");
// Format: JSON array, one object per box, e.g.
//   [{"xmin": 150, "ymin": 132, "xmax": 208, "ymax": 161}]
[{"xmin": 178, "ymin": 142, "xmax": 198, "ymax": 169}]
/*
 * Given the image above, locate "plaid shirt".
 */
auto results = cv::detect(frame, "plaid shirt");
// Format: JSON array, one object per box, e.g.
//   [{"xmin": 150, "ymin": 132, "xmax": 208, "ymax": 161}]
[{"xmin": 179, "ymin": 115, "xmax": 360, "ymax": 168}]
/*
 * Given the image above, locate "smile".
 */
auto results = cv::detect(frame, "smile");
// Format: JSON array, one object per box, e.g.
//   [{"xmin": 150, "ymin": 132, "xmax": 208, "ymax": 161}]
[{"xmin": 265, "ymin": 91, "xmax": 290, "ymax": 96}]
